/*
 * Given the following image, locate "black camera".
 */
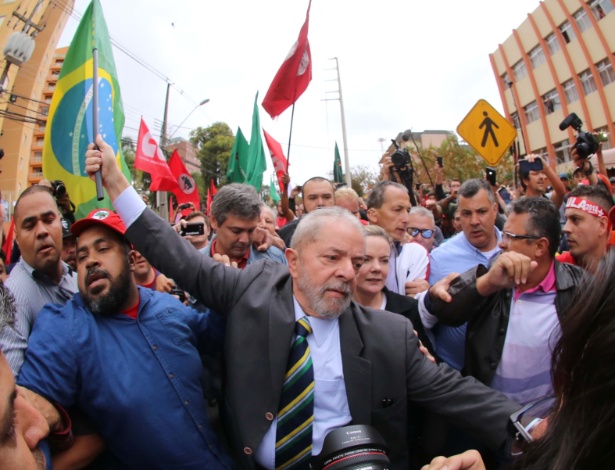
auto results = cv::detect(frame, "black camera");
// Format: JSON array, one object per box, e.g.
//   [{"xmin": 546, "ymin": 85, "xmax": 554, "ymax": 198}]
[
  {"xmin": 311, "ymin": 425, "xmax": 390, "ymax": 470},
  {"xmin": 559, "ymin": 112, "xmax": 599, "ymax": 159},
  {"xmin": 389, "ymin": 139, "xmax": 414, "ymax": 186},
  {"xmin": 51, "ymin": 180, "xmax": 67, "ymax": 198},
  {"xmin": 170, "ymin": 286, "xmax": 186, "ymax": 303}
]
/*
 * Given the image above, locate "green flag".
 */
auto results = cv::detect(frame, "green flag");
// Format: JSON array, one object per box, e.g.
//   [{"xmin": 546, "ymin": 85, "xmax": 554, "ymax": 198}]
[
  {"xmin": 245, "ymin": 92, "xmax": 267, "ymax": 191},
  {"xmin": 43, "ymin": 0, "xmax": 130, "ymax": 219},
  {"xmin": 227, "ymin": 127, "xmax": 249, "ymax": 183},
  {"xmin": 269, "ymin": 173, "xmax": 280, "ymax": 203},
  {"xmin": 334, "ymin": 141, "xmax": 344, "ymax": 183}
]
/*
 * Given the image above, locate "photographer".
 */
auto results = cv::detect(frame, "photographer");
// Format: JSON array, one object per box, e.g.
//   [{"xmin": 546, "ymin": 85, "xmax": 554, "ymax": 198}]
[
  {"xmin": 518, "ymin": 154, "xmax": 566, "ymax": 209},
  {"xmin": 40, "ymin": 179, "xmax": 76, "ymax": 224}
]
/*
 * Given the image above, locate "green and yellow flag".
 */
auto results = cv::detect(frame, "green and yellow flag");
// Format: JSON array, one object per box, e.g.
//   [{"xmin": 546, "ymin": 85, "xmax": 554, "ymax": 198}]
[{"xmin": 43, "ymin": 0, "xmax": 130, "ymax": 219}]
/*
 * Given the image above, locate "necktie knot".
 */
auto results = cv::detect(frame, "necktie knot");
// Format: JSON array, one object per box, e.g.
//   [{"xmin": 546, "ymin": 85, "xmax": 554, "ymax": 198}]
[{"xmin": 296, "ymin": 317, "xmax": 312, "ymax": 337}]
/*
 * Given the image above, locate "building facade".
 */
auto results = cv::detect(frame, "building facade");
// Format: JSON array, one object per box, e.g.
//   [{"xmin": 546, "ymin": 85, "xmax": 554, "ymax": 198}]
[
  {"xmin": 0, "ymin": 0, "xmax": 73, "ymax": 212},
  {"xmin": 490, "ymin": 0, "xmax": 615, "ymax": 173}
]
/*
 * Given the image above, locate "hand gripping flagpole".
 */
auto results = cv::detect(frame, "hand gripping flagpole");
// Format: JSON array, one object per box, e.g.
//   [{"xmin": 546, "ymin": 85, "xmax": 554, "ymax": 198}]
[{"xmin": 92, "ymin": 47, "xmax": 104, "ymax": 201}]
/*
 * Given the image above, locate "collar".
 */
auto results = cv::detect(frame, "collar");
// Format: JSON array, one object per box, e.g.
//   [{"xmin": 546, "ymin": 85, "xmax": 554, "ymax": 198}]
[
  {"xmin": 210, "ymin": 238, "xmax": 250, "ymax": 269},
  {"xmin": 21, "ymin": 258, "xmax": 72, "ymax": 284},
  {"xmin": 514, "ymin": 260, "xmax": 556, "ymax": 300},
  {"xmin": 292, "ymin": 296, "xmax": 338, "ymax": 348}
]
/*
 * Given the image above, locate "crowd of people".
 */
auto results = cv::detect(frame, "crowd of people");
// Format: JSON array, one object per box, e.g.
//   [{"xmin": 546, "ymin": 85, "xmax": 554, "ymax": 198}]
[{"xmin": 0, "ymin": 133, "xmax": 614, "ymax": 470}]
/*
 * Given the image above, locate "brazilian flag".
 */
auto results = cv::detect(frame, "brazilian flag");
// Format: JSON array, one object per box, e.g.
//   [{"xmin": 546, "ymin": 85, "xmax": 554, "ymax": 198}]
[{"xmin": 43, "ymin": 0, "xmax": 130, "ymax": 219}]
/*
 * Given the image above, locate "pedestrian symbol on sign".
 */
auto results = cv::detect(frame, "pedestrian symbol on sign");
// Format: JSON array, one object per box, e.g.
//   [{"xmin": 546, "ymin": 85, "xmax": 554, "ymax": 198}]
[
  {"xmin": 479, "ymin": 112, "xmax": 499, "ymax": 147},
  {"xmin": 457, "ymin": 99, "xmax": 517, "ymax": 165}
]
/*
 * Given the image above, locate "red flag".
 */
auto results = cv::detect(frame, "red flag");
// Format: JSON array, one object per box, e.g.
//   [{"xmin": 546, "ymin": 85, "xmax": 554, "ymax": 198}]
[
  {"xmin": 206, "ymin": 179, "xmax": 217, "ymax": 215},
  {"xmin": 134, "ymin": 118, "xmax": 179, "ymax": 191},
  {"xmin": 168, "ymin": 150, "xmax": 200, "ymax": 208},
  {"xmin": 262, "ymin": 0, "xmax": 312, "ymax": 119},
  {"xmin": 2, "ymin": 216, "xmax": 14, "ymax": 262},
  {"xmin": 263, "ymin": 129, "xmax": 288, "ymax": 192}
]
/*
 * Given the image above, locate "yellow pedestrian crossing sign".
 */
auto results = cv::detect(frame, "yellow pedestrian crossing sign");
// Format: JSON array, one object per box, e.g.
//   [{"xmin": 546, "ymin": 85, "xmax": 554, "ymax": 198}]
[{"xmin": 457, "ymin": 99, "xmax": 517, "ymax": 165}]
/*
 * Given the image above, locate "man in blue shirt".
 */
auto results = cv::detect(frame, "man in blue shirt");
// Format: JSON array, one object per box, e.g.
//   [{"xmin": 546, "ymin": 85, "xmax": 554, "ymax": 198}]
[
  {"xmin": 422, "ymin": 179, "xmax": 502, "ymax": 370},
  {"xmin": 17, "ymin": 209, "xmax": 232, "ymax": 469}
]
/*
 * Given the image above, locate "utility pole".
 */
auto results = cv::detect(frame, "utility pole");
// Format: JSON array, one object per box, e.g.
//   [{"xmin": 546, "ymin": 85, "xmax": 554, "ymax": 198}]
[
  {"xmin": 324, "ymin": 57, "xmax": 351, "ymax": 187},
  {"xmin": 158, "ymin": 82, "xmax": 171, "ymax": 221}
]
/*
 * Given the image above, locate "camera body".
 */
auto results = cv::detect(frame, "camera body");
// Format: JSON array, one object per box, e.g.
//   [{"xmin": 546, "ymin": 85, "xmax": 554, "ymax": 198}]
[
  {"xmin": 559, "ymin": 113, "xmax": 599, "ymax": 159},
  {"xmin": 51, "ymin": 180, "xmax": 67, "ymax": 198},
  {"xmin": 389, "ymin": 139, "xmax": 414, "ymax": 185}
]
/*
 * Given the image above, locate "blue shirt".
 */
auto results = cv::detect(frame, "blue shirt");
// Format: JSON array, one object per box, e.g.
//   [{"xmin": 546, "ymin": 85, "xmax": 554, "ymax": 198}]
[
  {"xmin": 428, "ymin": 230, "xmax": 501, "ymax": 370},
  {"xmin": 18, "ymin": 287, "xmax": 233, "ymax": 470}
]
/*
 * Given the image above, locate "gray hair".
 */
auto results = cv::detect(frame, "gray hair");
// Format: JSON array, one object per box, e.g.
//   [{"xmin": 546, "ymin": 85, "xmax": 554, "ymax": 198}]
[
  {"xmin": 259, "ymin": 203, "xmax": 276, "ymax": 219},
  {"xmin": 362, "ymin": 225, "xmax": 391, "ymax": 244},
  {"xmin": 210, "ymin": 183, "xmax": 261, "ymax": 226},
  {"xmin": 459, "ymin": 178, "xmax": 494, "ymax": 204},
  {"xmin": 291, "ymin": 206, "xmax": 363, "ymax": 250},
  {"xmin": 366, "ymin": 181, "xmax": 408, "ymax": 209},
  {"xmin": 410, "ymin": 206, "xmax": 435, "ymax": 224}
]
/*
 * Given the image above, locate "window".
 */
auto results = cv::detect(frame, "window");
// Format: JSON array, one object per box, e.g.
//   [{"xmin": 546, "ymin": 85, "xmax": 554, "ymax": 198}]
[
  {"xmin": 524, "ymin": 101, "xmax": 540, "ymax": 124},
  {"xmin": 589, "ymin": 0, "xmax": 614, "ymax": 20},
  {"xmin": 574, "ymin": 8, "xmax": 592, "ymax": 32},
  {"xmin": 563, "ymin": 79, "xmax": 579, "ymax": 103},
  {"xmin": 501, "ymin": 72, "xmax": 510, "ymax": 86},
  {"xmin": 511, "ymin": 112, "xmax": 521, "ymax": 129},
  {"xmin": 513, "ymin": 60, "xmax": 527, "ymax": 80},
  {"xmin": 529, "ymin": 45, "xmax": 546, "ymax": 68},
  {"xmin": 36, "ymin": 137, "xmax": 44, "ymax": 146},
  {"xmin": 545, "ymin": 33, "xmax": 561, "ymax": 55},
  {"xmin": 559, "ymin": 21, "xmax": 576, "ymax": 43},
  {"xmin": 596, "ymin": 59, "xmax": 615, "ymax": 86},
  {"xmin": 555, "ymin": 139, "xmax": 571, "ymax": 164},
  {"xmin": 542, "ymin": 89, "xmax": 561, "ymax": 114},
  {"xmin": 579, "ymin": 69, "xmax": 598, "ymax": 95}
]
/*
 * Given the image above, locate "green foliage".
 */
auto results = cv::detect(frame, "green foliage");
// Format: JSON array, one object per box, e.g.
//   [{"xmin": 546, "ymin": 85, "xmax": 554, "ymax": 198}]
[
  {"xmin": 191, "ymin": 171, "xmax": 205, "ymax": 202},
  {"xmin": 409, "ymin": 135, "xmax": 514, "ymax": 190},
  {"xmin": 190, "ymin": 122, "xmax": 235, "ymax": 187},
  {"xmin": 350, "ymin": 166, "xmax": 379, "ymax": 197}
]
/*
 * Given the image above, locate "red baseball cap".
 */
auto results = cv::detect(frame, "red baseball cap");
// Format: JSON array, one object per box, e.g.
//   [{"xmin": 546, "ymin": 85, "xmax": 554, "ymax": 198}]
[{"xmin": 71, "ymin": 208, "xmax": 127, "ymax": 238}]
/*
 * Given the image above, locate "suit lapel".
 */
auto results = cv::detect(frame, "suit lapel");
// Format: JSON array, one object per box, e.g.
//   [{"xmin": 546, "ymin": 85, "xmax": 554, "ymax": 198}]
[
  {"xmin": 339, "ymin": 304, "xmax": 372, "ymax": 426},
  {"xmin": 269, "ymin": 277, "xmax": 296, "ymax": 401}
]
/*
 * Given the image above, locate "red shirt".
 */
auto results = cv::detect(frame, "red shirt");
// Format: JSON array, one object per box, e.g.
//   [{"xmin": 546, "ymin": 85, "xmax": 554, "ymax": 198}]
[{"xmin": 122, "ymin": 296, "xmax": 140, "ymax": 319}]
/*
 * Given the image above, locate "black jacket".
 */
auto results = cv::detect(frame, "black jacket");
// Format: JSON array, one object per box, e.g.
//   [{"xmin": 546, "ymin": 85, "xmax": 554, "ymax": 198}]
[{"xmin": 429, "ymin": 260, "xmax": 584, "ymax": 385}]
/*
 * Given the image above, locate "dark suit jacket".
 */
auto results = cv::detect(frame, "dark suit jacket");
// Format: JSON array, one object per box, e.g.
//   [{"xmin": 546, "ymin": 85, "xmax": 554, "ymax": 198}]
[{"xmin": 127, "ymin": 209, "xmax": 520, "ymax": 469}]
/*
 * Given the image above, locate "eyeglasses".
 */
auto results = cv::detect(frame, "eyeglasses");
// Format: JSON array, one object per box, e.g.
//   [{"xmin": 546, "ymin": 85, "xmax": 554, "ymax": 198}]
[
  {"xmin": 502, "ymin": 231, "xmax": 541, "ymax": 242},
  {"xmin": 407, "ymin": 227, "xmax": 434, "ymax": 239},
  {"xmin": 509, "ymin": 395, "xmax": 555, "ymax": 452}
]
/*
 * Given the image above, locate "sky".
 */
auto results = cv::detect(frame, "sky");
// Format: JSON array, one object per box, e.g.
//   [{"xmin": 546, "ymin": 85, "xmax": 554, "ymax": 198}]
[{"xmin": 58, "ymin": 0, "xmax": 542, "ymax": 186}]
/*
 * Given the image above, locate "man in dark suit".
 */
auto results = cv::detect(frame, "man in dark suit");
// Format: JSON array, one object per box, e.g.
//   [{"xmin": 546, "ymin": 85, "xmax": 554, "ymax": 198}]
[{"xmin": 85, "ymin": 135, "xmax": 520, "ymax": 470}]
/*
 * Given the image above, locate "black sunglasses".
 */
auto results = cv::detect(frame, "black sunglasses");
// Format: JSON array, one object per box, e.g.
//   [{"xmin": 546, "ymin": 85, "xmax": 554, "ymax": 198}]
[{"xmin": 407, "ymin": 227, "xmax": 434, "ymax": 239}]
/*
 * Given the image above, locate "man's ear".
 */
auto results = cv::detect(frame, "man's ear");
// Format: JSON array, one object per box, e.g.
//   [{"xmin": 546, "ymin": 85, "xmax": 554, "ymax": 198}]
[
  {"xmin": 285, "ymin": 248, "xmax": 300, "ymax": 278},
  {"xmin": 534, "ymin": 237, "xmax": 549, "ymax": 259},
  {"xmin": 367, "ymin": 208, "xmax": 377, "ymax": 224},
  {"xmin": 128, "ymin": 250, "xmax": 138, "ymax": 272},
  {"xmin": 209, "ymin": 217, "xmax": 219, "ymax": 231}
]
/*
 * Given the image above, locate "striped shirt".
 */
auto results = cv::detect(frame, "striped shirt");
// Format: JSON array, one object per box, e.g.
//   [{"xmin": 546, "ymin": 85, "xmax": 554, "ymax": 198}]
[{"xmin": 1, "ymin": 258, "xmax": 77, "ymax": 375}]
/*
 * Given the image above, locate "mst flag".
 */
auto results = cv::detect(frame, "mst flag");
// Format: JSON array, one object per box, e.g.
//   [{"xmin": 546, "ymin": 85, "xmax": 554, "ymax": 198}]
[
  {"xmin": 333, "ymin": 141, "xmax": 343, "ymax": 183},
  {"xmin": 168, "ymin": 150, "xmax": 200, "ymax": 208},
  {"xmin": 263, "ymin": 129, "xmax": 288, "ymax": 192},
  {"xmin": 227, "ymin": 127, "xmax": 249, "ymax": 184},
  {"xmin": 245, "ymin": 92, "xmax": 267, "ymax": 191},
  {"xmin": 262, "ymin": 0, "xmax": 312, "ymax": 119},
  {"xmin": 43, "ymin": 0, "xmax": 130, "ymax": 219},
  {"xmin": 134, "ymin": 118, "xmax": 178, "ymax": 191}
]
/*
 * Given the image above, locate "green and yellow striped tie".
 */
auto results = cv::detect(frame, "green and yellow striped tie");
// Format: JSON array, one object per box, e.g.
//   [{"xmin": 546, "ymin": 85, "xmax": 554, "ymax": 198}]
[{"xmin": 275, "ymin": 317, "xmax": 314, "ymax": 470}]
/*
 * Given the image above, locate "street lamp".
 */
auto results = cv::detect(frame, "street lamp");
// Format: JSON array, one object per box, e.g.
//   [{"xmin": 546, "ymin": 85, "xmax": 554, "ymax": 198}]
[{"xmin": 168, "ymin": 98, "xmax": 210, "ymax": 141}]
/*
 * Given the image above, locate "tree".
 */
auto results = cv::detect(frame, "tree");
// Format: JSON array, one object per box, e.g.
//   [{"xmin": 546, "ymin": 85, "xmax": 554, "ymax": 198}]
[
  {"xmin": 407, "ymin": 135, "xmax": 514, "ymax": 190},
  {"xmin": 190, "ymin": 122, "xmax": 235, "ymax": 188},
  {"xmin": 350, "ymin": 166, "xmax": 379, "ymax": 197}
]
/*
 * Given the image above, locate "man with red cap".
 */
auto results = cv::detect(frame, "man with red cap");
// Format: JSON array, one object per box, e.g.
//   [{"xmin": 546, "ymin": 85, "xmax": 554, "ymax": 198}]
[
  {"xmin": 558, "ymin": 184, "xmax": 613, "ymax": 273},
  {"xmin": 16, "ymin": 208, "xmax": 233, "ymax": 469}
]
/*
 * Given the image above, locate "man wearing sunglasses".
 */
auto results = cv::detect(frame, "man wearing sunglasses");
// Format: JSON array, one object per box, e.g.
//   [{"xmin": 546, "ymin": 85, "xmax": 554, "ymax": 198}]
[
  {"xmin": 407, "ymin": 207, "xmax": 441, "ymax": 253},
  {"xmin": 422, "ymin": 197, "xmax": 583, "ymax": 406}
]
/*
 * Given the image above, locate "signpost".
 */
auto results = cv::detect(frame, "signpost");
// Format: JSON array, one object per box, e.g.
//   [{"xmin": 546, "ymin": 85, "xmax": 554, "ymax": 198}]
[{"xmin": 457, "ymin": 99, "xmax": 517, "ymax": 165}]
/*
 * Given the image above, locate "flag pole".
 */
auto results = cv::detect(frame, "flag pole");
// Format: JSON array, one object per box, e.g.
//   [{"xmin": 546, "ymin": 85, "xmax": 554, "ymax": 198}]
[
  {"xmin": 286, "ymin": 103, "xmax": 296, "ymax": 168},
  {"xmin": 92, "ymin": 47, "xmax": 104, "ymax": 200}
]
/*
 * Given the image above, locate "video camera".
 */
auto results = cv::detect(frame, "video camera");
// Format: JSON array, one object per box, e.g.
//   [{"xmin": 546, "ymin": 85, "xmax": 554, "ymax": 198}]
[
  {"xmin": 559, "ymin": 112, "xmax": 599, "ymax": 159},
  {"xmin": 50, "ymin": 180, "xmax": 67, "ymax": 198},
  {"xmin": 389, "ymin": 136, "xmax": 417, "ymax": 206}
]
